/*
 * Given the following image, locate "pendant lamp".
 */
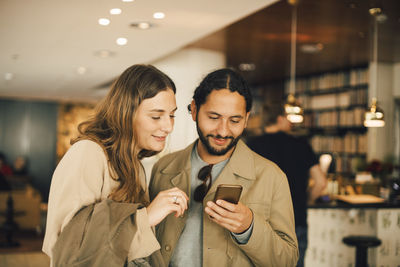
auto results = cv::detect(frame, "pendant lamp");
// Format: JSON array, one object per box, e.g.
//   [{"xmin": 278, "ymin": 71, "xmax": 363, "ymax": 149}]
[
  {"xmin": 364, "ymin": 7, "xmax": 385, "ymax": 128},
  {"xmin": 285, "ymin": 0, "xmax": 303, "ymax": 123}
]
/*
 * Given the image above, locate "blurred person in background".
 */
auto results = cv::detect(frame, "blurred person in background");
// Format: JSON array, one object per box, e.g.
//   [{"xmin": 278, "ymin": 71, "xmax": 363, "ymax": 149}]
[
  {"xmin": 0, "ymin": 152, "xmax": 13, "ymax": 176},
  {"xmin": 247, "ymin": 104, "xmax": 327, "ymax": 267}
]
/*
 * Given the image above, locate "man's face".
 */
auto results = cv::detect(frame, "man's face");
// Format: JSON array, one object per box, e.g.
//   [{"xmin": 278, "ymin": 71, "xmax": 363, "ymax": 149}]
[{"xmin": 191, "ymin": 89, "xmax": 249, "ymax": 156}]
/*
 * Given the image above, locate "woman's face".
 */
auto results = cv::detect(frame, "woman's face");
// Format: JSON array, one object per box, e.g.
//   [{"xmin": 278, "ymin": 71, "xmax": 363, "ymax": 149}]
[{"xmin": 134, "ymin": 89, "xmax": 177, "ymax": 152}]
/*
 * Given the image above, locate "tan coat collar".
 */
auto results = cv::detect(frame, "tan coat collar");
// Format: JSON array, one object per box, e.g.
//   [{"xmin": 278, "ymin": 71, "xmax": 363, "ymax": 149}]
[
  {"xmin": 160, "ymin": 139, "xmax": 255, "ymax": 179},
  {"xmin": 160, "ymin": 142, "xmax": 194, "ymax": 175},
  {"xmin": 226, "ymin": 139, "xmax": 256, "ymax": 181},
  {"xmin": 160, "ymin": 139, "xmax": 255, "ymax": 196}
]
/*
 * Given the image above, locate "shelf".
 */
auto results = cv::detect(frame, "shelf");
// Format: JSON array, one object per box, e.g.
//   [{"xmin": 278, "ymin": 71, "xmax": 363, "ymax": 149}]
[
  {"xmin": 295, "ymin": 84, "xmax": 368, "ymax": 96},
  {"xmin": 315, "ymin": 151, "xmax": 367, "ymax": 157},
  {"xmin": 304, "ymin": 104, "xmax": 367, "ymax": 113},
  {"xmin": 293, "ymin": 126, "xmax": 367, "ymax": 135}
]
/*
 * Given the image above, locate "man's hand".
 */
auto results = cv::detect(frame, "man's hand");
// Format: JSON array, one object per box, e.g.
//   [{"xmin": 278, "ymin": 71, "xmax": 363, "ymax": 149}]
[{"xmin": 204, "ymin": 200, "xmax": 253, "ymax": 234}]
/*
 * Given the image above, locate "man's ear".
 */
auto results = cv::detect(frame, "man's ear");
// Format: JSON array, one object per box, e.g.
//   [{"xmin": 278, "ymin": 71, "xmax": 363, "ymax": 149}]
[
  {"xmin": 190, "ymin": 100, "xmax": 197, "ymax": 121},
  {"xmin": 244, "ymin": 112, "xmax": 251, "ymax": 128}
]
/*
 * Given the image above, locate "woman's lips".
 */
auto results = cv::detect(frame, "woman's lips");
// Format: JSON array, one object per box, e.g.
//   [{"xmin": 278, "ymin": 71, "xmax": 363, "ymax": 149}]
[{"xmin": 153, "ymin": 135, "xmax": 166, "ymax": 142}]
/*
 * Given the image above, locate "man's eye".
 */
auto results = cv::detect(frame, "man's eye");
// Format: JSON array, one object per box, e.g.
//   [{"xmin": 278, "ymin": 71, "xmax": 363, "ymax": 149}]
[
  {"xmin": 231, "ymin": 120, "xmax": 240, "ymax": 124},
  {"xmin": 209, "ymin": 117, "xmax": 218, "ymax": 120},
  {"xmin": 152, "ymin": 117, "xmax": 161, "ymax": 120},
  {"xmin": 170, "ymin": 114, "xmax": 176, "ymax": 118}
]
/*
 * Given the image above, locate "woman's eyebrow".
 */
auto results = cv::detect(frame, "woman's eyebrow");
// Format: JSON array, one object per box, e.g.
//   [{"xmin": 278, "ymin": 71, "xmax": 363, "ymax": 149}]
[{"xmin": 149, "ymin": 107, "xmax": 177, "ymax": 112}]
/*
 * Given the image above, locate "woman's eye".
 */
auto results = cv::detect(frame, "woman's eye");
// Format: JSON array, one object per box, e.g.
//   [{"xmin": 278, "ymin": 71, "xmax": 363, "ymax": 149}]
[
  {"xmin": 151, "ymin": 117, "xmax": 161, "ymax": 120},
  {"xmin": 170, "ymin": 115, "xmax": 176, "ymax": 118},
  {"xmin": 209, "ymin": 117, "xmax": 218, "ymax": 120},
  {"xmin": 231, "ymin": 120, "xmax": 240, "ymax": 124}
]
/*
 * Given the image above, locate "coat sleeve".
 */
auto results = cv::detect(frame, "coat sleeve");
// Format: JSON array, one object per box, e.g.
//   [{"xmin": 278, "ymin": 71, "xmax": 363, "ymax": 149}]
[
  {"xmin": 127, "ymin": 208, "xmax": 161, "ymax": 261},
  {"xmin": 43, "ymin": 141, "xmax": 107, "ymax": 258},
  {"xmin": 235, "ymin": 171, "xmax": 299, "ymax": 267},
  {"xmin": 43, "ymin": 140, "xmax": 160, "ymax": 262}
]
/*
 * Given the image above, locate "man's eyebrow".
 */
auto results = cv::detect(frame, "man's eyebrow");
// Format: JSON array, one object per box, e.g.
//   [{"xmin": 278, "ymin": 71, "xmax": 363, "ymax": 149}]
[
  {"xmin": 207, "ymin": 111, "xmax": 222, "ymax": 116},
  {"xmin": 207, "ymin": 111, "xmax": 243, "ymax": 119},
  {"xmin": 230, "ymin": 115, "xmax": 244, "ymax": 119}
]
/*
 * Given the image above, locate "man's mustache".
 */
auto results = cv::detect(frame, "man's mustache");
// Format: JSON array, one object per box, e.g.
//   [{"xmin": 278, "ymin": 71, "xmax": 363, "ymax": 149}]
[{"xmin": 206, "ymin": 134, "xmax": 234, "ymax": 140}]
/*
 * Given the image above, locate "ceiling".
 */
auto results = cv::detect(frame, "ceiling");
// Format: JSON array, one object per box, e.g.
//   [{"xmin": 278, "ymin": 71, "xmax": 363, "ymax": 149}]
[
  {"xmin": 189, "ymin": 0, "xmax": 400, "ymax": 85},
  {"xmin": 0, "ymin": 0, "xmax": 276, "ymax": 102},
  {"xmin": 1, "ymin": 0, "xmax": 399, "ymax": 102}
]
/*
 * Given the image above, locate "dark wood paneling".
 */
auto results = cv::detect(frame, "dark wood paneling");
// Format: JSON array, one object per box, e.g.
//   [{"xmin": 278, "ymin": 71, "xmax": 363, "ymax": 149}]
[{"xmin": 189, "ymin": 0, "xmax": 400, "ymax": 86}]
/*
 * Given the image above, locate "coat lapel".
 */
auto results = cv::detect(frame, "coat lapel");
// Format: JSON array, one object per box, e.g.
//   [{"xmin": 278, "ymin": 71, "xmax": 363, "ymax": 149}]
[
  {"xmin": 160, "ymin": 142, "xmax": 195, "ymax": 197},
  {"xmin": 157, "ymin": 142, "xmax": 195, "ymax": 256},
  {"xmin": 204, "ymin": 140, "xmax": 256, "ymax": 202}
]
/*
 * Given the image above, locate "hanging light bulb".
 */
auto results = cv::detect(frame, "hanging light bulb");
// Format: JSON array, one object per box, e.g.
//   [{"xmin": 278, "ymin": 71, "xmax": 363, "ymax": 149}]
[
  {"xmin": 364, "ymin": 6, "xmax": 385, "ymax": 128},
  {"xmin": 285, "ymin": 0, "xmax": 303, "ymax": 124},
  {"xmin": 285, "ymin": 93, "xmax": 304, "ymax": 123},
  {"xmin": 364, "ymin": 98, "xmax": 385, "ymax": 127}
]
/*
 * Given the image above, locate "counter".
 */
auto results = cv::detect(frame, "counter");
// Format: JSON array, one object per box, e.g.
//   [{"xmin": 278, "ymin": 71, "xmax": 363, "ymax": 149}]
[{"xmin": 305, "ymin": 201, "xmax": 400, "ymax": 267}]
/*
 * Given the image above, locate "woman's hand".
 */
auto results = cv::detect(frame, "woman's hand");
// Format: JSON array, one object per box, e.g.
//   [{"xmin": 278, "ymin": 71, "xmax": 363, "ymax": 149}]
[{"xmin": 147, "ymin": 187, "xmax": 189, "ymax": 227}]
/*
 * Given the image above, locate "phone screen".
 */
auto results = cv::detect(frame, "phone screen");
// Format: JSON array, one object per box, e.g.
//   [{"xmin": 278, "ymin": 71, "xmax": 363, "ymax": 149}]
[{"xmin": 214, "ymin": 184, "xmax": 243, "ymax": 204}]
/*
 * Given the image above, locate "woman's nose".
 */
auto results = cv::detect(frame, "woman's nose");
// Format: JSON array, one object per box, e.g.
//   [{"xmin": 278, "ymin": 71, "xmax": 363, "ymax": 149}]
[{"xmin": 161, "ymin": 116, "xmax": 174, "ymax": 133}]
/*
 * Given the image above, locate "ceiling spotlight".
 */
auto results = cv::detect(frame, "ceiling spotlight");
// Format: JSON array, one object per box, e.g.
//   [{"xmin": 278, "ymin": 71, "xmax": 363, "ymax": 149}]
[
  {"xmin": 4, "ymin": 72, "xmax": 14, "ymax": 80},
  {"xmin": 153, "ymin": 12, "xmax": 165, "ymax": 19},
  {"xmin": 116, "ymin": 37, "xmax": 128, "ymax": 46},
  {"xmin": 348, "ymin": 2, "xmax": 358, "ymax": 9},
  {"xmin": 369, "ymin": 7, "xmax": 382, "ymax": 16},
  {"xmin": 94, "ymin": 50, "xmax": 116, "ymax": 58},
  {"xmin": 110, "ymin": 8, "xmax": 122, "ymax": 15},
  {"xmin": 239, "ymin": 63, "xmax": 256, "ymax": 71},
  {"xmin": 131, "ymin": 22, "xmax": 152, "ymax": 29},
  {"xmin": 122, "ymin": 0, "xmax": 134, "ymax": 2},
  {"xmin": 98, "ymin": 18, "xmax": 110, "ymax": 26}
]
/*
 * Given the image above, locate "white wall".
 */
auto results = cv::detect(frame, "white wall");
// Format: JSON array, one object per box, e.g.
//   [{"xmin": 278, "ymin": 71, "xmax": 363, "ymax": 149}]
[{"xmin": 141, "ymin": 48, "xmax": 225, "ymax": 183}]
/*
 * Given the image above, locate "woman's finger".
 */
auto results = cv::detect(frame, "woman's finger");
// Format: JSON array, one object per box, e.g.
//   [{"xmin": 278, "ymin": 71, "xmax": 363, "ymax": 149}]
[{"xmin": 167, "ymin": 191, "xmax": 188, "ymax": 210}]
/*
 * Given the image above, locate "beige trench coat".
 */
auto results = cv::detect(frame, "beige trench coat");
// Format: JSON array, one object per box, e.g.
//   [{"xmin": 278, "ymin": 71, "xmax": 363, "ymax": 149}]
[{"xmin": 149, "ymin": 140, "xmax": 298, "ymax": 267}]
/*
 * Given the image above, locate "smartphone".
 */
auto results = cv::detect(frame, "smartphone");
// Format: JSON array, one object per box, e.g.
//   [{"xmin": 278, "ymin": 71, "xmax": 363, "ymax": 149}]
[{"xmin": 214, "ymin": 184, "xmax": 243, "ymax": 204}]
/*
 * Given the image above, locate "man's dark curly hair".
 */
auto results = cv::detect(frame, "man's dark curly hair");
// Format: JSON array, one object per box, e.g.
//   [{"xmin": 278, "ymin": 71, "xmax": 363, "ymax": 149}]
[{"xmin": 189, "ymin": 68, "xmax": 252, "ymax": 113}]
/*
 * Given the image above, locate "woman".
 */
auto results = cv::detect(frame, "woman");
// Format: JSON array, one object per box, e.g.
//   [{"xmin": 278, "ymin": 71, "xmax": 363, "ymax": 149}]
[{"xmin": 43, "ymin": 64, "xmax": 188, "ymax": 266}]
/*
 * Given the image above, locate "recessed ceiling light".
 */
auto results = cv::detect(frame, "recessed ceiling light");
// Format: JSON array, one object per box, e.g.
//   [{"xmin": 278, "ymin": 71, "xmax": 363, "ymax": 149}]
[
  {"xmin": 122, "ymin": 0, "xmax": 134, "ymax": 2},
  {"xmin": 239, "ymin": 63, "xmax": 256, "ymax": 71},
  {"xmin": 94, "ymin": 50, "xmax": 116, "ymax": 58},
  {"xmin": 153, "ymin": 12, "xmax": 165, "ymax": 19},
  {"xmin": 76, "ymin": 67, "xmax": 87, "ymax": 75},
  {"xmin": 4, "ymin": 72, "xmax": 14, "ymax": 80},
  {"xmin": 98, "ymin": 18, "xmax": 110, "ymax": 26},
  {"xmin": 110, "ymin": 8, "xmax": 122, "ymax": 15},
  {"xmin": 131, "ymin": 22, "xmax": 152, "ymax": 29},
  {"xmin": 116, "ymin": 38, "xmax": 128, "ymax": 46}
]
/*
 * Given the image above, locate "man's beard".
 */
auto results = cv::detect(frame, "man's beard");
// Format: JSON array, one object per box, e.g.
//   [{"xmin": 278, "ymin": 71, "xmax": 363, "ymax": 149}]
[{"xmin": 196, "ymin": 120, "xmax": 241, "ymax": 156}]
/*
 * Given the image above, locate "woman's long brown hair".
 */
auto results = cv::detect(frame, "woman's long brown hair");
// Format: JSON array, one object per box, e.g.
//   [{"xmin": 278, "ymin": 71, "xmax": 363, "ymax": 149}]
[{"xmin": 72, "ymin": 64, "xmax": 175, "ymax": 204}]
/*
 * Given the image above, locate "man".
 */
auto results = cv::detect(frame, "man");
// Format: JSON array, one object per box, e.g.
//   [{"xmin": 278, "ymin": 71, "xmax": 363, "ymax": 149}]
[
  {"xmin": 149, "ymin": 69, "xmax": 298, "ymax": 267},
  {"xmin": 247, "ymin": 105, "xmax": 327, "ymax": 267}
]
